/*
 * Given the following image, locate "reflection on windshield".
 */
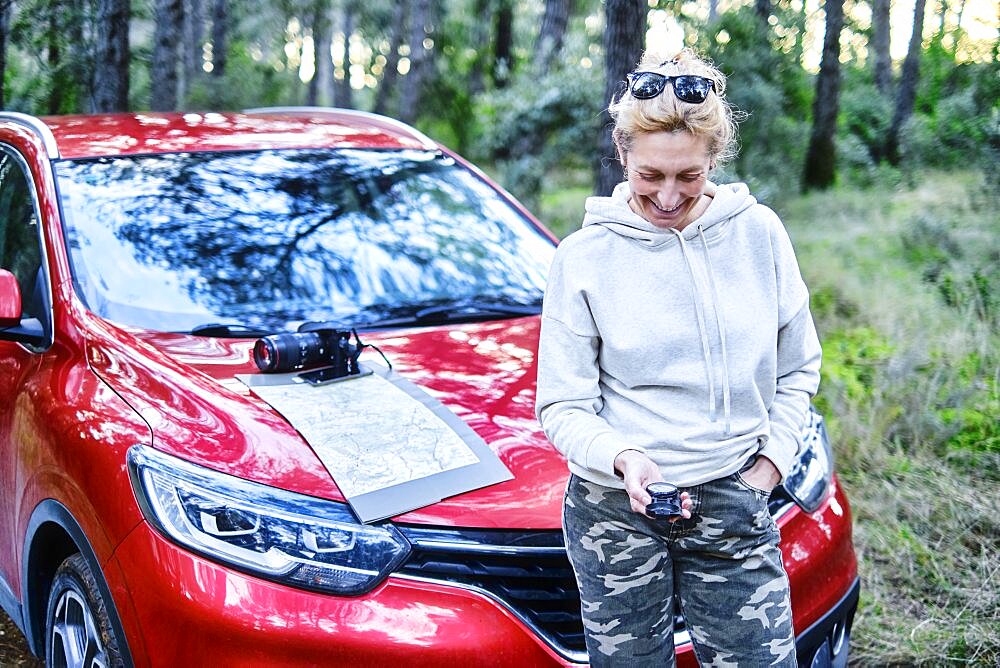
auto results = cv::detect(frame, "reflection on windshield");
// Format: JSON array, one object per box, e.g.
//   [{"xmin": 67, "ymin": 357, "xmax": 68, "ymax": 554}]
[{"xmin": 56, "ymin": 148, "xmax": 554, "ymax": 332}]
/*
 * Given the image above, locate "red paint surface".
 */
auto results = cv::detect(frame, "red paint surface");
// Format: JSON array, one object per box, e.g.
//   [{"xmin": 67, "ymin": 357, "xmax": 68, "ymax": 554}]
[
  {"xmin": 0, "ymin": 270, "xmax": 20, "ymax": 325},
  {"xmin": 89, "ymin": 315, "xmax": 565, "ymax": 529},
  {"xmin": 42, "ymin": 111, "xmax": 433, "ymax": 159},
  {"xmin": 111, "ymin": 525, "xmax": 571, "ymax": 667},
  {"xmin": 780, "ymin": 476, "xmax": 858, "ymax": 636}
]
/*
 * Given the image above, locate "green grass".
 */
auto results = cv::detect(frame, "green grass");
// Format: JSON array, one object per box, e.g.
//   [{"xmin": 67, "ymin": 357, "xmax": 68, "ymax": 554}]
[
  {"xmin": 781, "ymin": 171, "xmax": 999, "ymax": 666},
  {"xmin": 536, "ymin": 163, "xmax": 595, "ymax": 239},
  {"xmin": 537, "ymin": 169, "xmax": 1000, "ymax": 665}
]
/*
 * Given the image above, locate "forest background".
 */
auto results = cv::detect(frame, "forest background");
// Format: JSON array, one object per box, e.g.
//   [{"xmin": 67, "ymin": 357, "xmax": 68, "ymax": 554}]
[{"xmin": 0, "ymin": 0, "xmax": 996, "ymax": 665}]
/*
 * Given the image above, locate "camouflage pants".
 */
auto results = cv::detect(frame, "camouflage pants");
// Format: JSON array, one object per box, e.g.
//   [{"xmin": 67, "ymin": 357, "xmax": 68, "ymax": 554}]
[{"xmin": 562, "ymin": 468, "xmax": 796, "ymax": 667}]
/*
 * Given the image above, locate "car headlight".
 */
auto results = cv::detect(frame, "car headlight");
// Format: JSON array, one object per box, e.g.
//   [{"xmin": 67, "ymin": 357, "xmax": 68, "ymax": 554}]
[
  {"xmin": 127, "ymin": 445, "xmax": 410, "ymax": 596},
  {"xmin": 784, "ymin": 408, "xmax": 834, "ymax": 513}
]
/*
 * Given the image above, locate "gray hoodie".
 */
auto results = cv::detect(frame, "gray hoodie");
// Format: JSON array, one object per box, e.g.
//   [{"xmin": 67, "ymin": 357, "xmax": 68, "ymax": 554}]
[{"xmin": 535, "ymin": 181, "xmax": 821, "ymax": 489}]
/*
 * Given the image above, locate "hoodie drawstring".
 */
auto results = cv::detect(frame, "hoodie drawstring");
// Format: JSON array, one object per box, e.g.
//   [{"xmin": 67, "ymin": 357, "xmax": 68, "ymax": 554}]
[
  {"xmin": 670, "ymin": 226, "xmax": 733, "ymax": 436},
  {"xmin": 670, "ymin": 229, "xmax": 717, "ymax": 423},
  {"xmin": 699, "ymin": 225, "xmax": 732, "ymax": 435}
]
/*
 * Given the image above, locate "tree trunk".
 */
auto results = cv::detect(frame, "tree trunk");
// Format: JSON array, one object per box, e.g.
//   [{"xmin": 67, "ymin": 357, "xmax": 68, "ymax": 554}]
[
  {"xmin": 185, "ymin": 0, "xmax": 204, "ymax": 77},
  {"xmin": 151, "ymin": 0, "xmax": 183, "ymax": 111},
  {"xmin": 307, "ymin": 0, "xmax": 331, "ymax": 106},
  {"xmin": 331, "ymin": 1, "xmax": 354, "ymax": 109},
  {"xmin": 534, "ymin": 0, "xmax": 570, "ymax": 75},
  {"xmin": 871, "ymin": 0, "xmax": 892, "ymax": 94},
  {"xmin": 0, "ymin": 0, "xmax": 10, "ymax": 109},
  {"xmin": 755, "ymin": 0, "xmax": 771, "ymax": 21},
  {"xmin": 94, "ymin": 0, "xmax": 130, "ymax": 112},
  {"xmin": 708, "ymin": 0, "xmax": 719, "ymax": 22},
  {"xmin": 373, "ymin": 0, "xmax": 405, "ymax": 115},
  {"xmin": 69, "ymin": 0, "xmax": 94, "ymax": 111},
  {"xmin": 467, "ymin": 0, "xmax": 488, "ymax": 94},
  {"xmin": 47, "ymin": 1, "xmax": 62, "ymax": 114},
  {"xmin": 802, "ymin": 0, "xmax": 846, "ymax": 191},
  {"xmin": 493, "ymin": 0, "xmax": 513, "ymax": 88},
  {"xmin": 885, "ymin": 0, "xmax": 926, "ymax": 165},
  {"xmin": 399, "ymin": 0, "xmax": 431, "ymax": 123},
  {"xmin": 211, "ymin": 0, "xmax": 226, "ymax": 77},
  {"xmin": 180, "ymin": 0, "xmax": 204, "ymax": 103},
  {"xmin": 595, "ymin": 0, "xmax": 646, "ymax": 196}
]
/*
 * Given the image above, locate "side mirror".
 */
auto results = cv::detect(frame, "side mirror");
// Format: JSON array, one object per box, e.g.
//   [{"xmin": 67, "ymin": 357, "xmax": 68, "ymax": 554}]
[
  {"xmin": 0, "ymin": 269, "xmax": 21, "ymax": 328},
  {"xmin": 0, "ymin": 269, "xmax": 45, "ymax": 346}
]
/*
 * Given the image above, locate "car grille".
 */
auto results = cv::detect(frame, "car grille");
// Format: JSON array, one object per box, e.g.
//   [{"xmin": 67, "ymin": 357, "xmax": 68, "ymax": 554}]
[
  {"xmin": 395, "ymin": 491, "xmax": 794, "ymax": 663},
  {"xmin": 396, "ymin": 526, "xmax": 591, "ymax": 660}
]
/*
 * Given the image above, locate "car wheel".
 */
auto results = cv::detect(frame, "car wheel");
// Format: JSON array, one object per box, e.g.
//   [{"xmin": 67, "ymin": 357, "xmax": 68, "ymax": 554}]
[{"xmin": 45, "ymin": 553, "xmax": 125, "ymax": 668}]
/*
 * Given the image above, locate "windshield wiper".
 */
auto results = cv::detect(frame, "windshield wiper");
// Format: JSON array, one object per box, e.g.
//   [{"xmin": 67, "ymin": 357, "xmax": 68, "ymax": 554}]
[
  {"xmin": 186, "ymin": 323, "xmax": 277, "ymax": 338},
  {"xmin": 412, "ymin": 297, "xmax": 541, "ymax": 322},
  {"xmin": 340, "ymin": 296, "xmax": 542, "ymax": 330}
]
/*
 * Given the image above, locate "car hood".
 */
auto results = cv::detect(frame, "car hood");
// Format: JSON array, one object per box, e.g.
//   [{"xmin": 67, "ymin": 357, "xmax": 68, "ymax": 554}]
[{"xmin": 83, "ymin": 312, "xmax": 568, "ymax": 529}]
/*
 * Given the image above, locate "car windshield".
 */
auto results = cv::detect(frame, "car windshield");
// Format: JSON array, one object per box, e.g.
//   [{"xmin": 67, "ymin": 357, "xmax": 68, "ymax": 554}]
[{"xmin": 55, "ymin": 148, "xmax": 555, "ymax": 333}]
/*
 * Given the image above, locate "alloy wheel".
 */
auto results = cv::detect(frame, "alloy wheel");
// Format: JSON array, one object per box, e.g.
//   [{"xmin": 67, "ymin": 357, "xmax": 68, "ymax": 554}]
[{"xmin": 49, "ymin": 587, "xmax": 108, "ymax": 668}]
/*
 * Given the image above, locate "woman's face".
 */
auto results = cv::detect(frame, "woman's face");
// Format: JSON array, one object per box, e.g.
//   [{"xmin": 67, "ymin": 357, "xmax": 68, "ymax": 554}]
[{"xmin": 622, "ymin": 131, "xmax": 712, "ymax": 230}]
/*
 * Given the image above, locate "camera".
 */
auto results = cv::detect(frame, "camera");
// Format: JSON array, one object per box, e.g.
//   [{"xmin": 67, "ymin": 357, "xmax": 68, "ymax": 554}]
[
  {"xmin": 645, "ymin": 482, "xmax": 682, "ymax": 519},
  {"xmin": 253, "ymin": 325, "xmax": 362, "ymax": 378}
]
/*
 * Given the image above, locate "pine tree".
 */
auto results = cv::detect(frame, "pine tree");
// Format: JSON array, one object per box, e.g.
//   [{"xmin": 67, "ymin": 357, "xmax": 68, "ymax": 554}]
[{"xmin": 802, "ymin": 0, "xmax": 846, "ymax": 190}]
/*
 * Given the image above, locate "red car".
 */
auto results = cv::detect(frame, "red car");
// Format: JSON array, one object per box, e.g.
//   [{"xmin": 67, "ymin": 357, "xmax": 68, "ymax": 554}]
[{"xmin": 0, "ymin": 109, "xmax": 857, "ymax": 667}]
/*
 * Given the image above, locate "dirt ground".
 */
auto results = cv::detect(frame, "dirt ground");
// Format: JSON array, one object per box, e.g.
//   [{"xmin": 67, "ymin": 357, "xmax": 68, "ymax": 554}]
[{"xmin": 0, "ymin": 610, "xmax": 42, "ymax": 666}]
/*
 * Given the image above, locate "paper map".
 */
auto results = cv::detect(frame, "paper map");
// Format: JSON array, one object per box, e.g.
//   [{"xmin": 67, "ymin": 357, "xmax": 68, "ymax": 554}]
[{"xmin": 245, "ymin": 372, "xmax": 481, "ymax": 498}]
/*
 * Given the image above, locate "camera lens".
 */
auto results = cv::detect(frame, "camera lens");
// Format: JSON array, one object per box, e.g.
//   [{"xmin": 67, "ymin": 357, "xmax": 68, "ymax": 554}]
[
  {"xmin": 252, "ymin": 338, "xmax": 277, "ymax": 371},
  {"xmin": 647, "ymin": 482, "xmax": 678, "ymax": 497},
  {"xmin": 645, "ymin": 482, "xmax": 682, "ymax": 519},
  {"xmin": 253, "ymin": 332, "xmax": 327, "ymax": 373}
]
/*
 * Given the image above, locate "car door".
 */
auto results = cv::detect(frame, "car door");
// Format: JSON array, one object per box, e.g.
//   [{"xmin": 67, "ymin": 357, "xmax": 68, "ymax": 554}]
[{"xmin": 0, "ymin": 144, "xmax": 52, "ymax": 604}]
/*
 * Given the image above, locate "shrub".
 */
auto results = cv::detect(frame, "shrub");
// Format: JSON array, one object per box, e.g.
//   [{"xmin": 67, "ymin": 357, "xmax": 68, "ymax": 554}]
[{"xmin": 475, "ymin": 63, "xmax": 602, "ymax": 209}]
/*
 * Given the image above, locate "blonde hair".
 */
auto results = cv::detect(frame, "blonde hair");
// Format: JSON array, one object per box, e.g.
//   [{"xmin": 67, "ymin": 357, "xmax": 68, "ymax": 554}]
[{"xmin": 610, "ymin": 49, "xmax": 739, "ymax": 165}]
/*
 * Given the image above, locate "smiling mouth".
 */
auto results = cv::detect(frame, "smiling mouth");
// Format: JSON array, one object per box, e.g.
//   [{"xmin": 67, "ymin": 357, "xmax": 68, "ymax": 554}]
[{"xmin": 649, "ymin": 199, "xmax": 684, "ymax": 215}]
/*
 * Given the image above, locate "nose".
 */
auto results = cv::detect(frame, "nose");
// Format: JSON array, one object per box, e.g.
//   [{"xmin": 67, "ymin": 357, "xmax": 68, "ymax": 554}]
[{"xmin": 655, "ymin": 181, "xmax": 680, "ymax": 209}]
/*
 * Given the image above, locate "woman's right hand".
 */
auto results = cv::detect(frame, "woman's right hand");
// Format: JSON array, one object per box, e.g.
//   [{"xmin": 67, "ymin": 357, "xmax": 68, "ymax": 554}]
[{"xmin": 614, "ymin": 450, "xmax": 692, "ymax": 520}]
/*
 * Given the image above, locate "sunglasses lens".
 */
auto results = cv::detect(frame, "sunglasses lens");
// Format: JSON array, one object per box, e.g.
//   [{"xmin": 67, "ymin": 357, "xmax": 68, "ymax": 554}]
[
  {"xmin": 630, "ymin": 73, "xmax": 666, "ymax": 99},
  {"xmin": 673, "ymin": 76, "xmax": 712, "ymax": 103}
]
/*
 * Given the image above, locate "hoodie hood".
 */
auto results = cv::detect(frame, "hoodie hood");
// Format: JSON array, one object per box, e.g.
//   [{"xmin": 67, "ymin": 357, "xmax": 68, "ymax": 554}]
[{"xmin": 581, "ymin": 181, "xmax": 757, "ymax": 245}]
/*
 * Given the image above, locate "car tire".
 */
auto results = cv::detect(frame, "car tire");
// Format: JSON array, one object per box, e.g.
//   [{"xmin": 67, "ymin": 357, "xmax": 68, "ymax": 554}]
[{"xmin": 45, "ymin": 553, "xmax": 125, "ymax": 668}]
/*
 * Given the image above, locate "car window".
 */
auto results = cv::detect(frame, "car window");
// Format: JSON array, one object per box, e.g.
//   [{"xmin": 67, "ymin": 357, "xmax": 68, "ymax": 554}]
[
  {"xmin": 55, "ymin": 148, "xmax": 555, "ymax": 333},
  {"xmin": 0, "ymin": 149, "xmax": 44, "ymax": 321}
]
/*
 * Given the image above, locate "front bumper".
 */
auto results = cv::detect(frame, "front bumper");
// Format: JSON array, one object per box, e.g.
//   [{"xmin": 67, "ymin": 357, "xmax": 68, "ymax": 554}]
[
  {"xmin": 111, "ymin": 523, "xmax": 568, "ymax": 667},
  {"xmin": 795, "ymin": 577, "xmax": 859, "ymax": 668},
  {"xmin": 108, "ymin": 477, "xmax": 857, "ymax": 666}
]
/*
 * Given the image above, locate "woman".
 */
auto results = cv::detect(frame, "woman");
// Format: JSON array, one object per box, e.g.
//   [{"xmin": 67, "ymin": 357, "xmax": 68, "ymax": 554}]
[{"xmin": 535, "ymin": 49, "xmax": 821, "ymax": 667}]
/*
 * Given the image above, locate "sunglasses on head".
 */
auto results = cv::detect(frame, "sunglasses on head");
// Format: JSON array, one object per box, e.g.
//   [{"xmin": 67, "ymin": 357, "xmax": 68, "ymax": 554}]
[{"xmin": 625, "ymin": 71, "xmax": 716, "ymax": 104}]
